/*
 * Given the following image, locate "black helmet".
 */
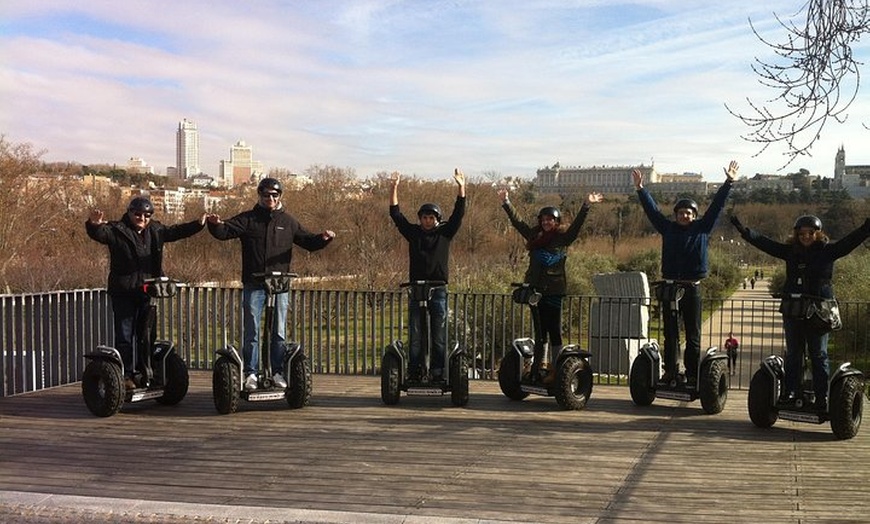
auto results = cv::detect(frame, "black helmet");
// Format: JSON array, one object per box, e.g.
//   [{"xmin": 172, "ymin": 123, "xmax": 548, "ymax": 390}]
[
  {"xmin": 257, "ymin": 177, "xmax": 283, "ymax": 195},
  {"xmin": 793, "ymin": 215, "xmax": 822, "ymax": 231},
  {"xmin": 537, "ymin": 206, "xmax": 561, "ymax": 223},
  {"xmin": 127, "ymin": 197, "xmax": 154, "ymax": 215},
  {"xmin": 417, "ymin": 203, "xmax": 442, "ymax": 220},
  {"xmin": 673, "ymin": 198, "xmax": 698, "ymax": 215}
]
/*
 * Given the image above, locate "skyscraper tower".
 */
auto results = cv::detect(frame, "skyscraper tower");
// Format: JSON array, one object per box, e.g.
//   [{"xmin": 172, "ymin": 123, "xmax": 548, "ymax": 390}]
[{"xmin": 176, "ymin": 118, "xmax": 200, "ymax": 179}]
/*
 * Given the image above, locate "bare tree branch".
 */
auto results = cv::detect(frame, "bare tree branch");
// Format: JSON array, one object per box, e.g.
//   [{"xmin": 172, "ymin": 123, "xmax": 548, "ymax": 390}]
[{"xmin": 726, "ymin": 0, "xmax": 870, "ymax": 168}]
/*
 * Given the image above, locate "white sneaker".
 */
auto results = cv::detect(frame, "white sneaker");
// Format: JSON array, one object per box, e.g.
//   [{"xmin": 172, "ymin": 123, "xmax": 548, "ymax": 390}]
[
  {"xmin": 244, "ymin": 373, "xmax": 258, "ymax": 391},
  {"xmin": 272, "ymin": 372, "xmax": 288, "ymax": 389}
]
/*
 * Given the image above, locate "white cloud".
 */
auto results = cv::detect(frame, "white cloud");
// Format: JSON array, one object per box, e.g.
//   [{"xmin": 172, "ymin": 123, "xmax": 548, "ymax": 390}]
[{"xmin": 1, "ymin": 0, "xmax": 867, "ymax": 180}]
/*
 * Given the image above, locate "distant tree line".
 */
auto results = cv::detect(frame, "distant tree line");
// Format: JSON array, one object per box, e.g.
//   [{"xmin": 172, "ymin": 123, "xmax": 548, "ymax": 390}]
[{"xmin": 2, "ymin": 135, "xmax": 869, "ymax": 302}]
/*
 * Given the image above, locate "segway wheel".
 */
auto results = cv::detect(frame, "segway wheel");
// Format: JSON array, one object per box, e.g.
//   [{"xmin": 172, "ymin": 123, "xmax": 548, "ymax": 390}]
[
  {"xmin": 212, "ymin": 356, "xmax": 240, "ymax": 415},
  {"xmin": 381, "ymin": 352, "xmax": 402, "ymax": 405},
  {"xmin": 629, "ymin": 354, "xmax": 656, "ymax": 406},
  {"xmin": 450, "ymin": 352, "xmax": 469, "ymax": 407},
  {"xmin": 81, "ymin": 359, "xmax": 125, "ymax": 417},
  {"xmin": 747, "ymin": 368, "xmax": 778, "ymax": 428},
  {"xmin": 830, "ymin": 375, "xmax": 864, "ymax": 440},
  {"xmin": 286, "ymin": 354, "xmax": 312, "ymax": 409},
  {"xmin": 156, "ymin": 352, "xmax": 189, "ymax": 406},
  {"xmin": 699, "ymin": 358, "xmax": 728, "ymax": 414},
  {"xmin": 554, "ymin": 356, "xmax": 593, "ymax": 410},
  {"xmin": 498, "ymin": 350, "xmax": 529, "ymax": 400}
]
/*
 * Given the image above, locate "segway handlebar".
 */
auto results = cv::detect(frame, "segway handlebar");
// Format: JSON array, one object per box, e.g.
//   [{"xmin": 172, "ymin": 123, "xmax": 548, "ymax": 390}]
[
  {"xmin": 253, "ymin": 272, "xmax": 298, "ymax": 295},
  {"xmin": 649, "ymin": 279, "xmax": 700, "ymax": 287},
  {"xmin": 142, "ymin": 277, "xmax": 184, "ymax": 298},
  {"xmin": 771, "ymin": 291, "xmax": 828, "ymax": 301},
  {"xmin": 400, "ymin": 280, "xmax": 446, "ymax": 288}
]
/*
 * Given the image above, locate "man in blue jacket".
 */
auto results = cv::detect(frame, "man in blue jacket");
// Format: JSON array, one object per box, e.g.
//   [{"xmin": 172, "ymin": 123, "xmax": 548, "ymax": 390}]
[
  {"xmin": 631, "ymin": 160, "xmax": 738, "ymax": 385},
  {"xmin": 208, "ymin": 178, "xmax": 335, "ymax": 391}
]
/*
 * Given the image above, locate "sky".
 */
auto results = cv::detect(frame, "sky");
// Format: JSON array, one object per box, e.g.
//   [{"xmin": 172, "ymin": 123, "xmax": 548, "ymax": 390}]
[{"xmin": 3, "ymin": 0, "xmax": 870, "ymax": 182}]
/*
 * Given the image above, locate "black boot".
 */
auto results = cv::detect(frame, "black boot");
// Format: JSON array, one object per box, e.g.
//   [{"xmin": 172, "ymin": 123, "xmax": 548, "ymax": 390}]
[{"xmin": 530, "ymin": 345, "xmax": 546, "ymax": 383}]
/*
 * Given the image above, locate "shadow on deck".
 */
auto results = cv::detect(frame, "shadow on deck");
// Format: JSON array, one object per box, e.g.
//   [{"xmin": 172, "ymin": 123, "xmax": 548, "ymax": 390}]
[{"xmin": 0, "ymin": 372, "xmax": 868, "ymax": 523}]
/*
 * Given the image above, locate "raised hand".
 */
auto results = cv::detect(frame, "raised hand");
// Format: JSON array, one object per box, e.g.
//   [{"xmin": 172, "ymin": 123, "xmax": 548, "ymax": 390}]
[
  {"xmin": 724, "ymin": 160, "xmax": 739, "ymax": 181},
  {"xmin": 88, "ymin": 209, "xmax": 105, "ymax": 225},
  {"xmin": 631, "ymin": 169, "xmax": 643, "ymax": 189}
]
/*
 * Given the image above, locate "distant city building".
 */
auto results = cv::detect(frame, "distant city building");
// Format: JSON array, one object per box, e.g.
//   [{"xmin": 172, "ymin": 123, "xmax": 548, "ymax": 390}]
[
  {"xmin": 126, "ymin": 157, "xmax": 154, "ymax": 175},
  {"xmin": 176, "ymin": 118, "xmax": 201, "ymax": 180},
  {"xmin": 219, "ymin": 140, "xmax": 263, "ymax": 187},
  {"xmin": 834, "ymin": 145, "xmax": 870, "ymax": 198},
  {"xmin": 534, "ymin": 161, "xmax": 798, "ymax": 198},
  {"xmin": 535, "ymin": 162, "xmax": 656, "ymax": 195}
]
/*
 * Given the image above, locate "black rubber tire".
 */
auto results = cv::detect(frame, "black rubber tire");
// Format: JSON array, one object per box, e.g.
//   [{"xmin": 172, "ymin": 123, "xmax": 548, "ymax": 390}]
[
  {"xmin": 699, "ymin": 358, "xmax": 728, "ymax": 414},
  {"xmin": 554, "ymin": 356, "xmax": 593, "ymax": 411},
  {"xmin": 498, "ymin": 350, "xmax": 529, "ymax": 400},
  {"xmin": 381, "ymin": 352, "xmax": 401, "ymax": 405},
  {"xmin": 81, "ymin": 359, "xmax": 125, "ymax": 417},
  {"xmin": 629, "ymin": 354, "xmax": 656, "ymax": 406},
  {"xmin": 450, "ymin": 352, "xmax": 470, "ymax": 407},
  {"xmin": 286, "ymin": 354, "xmax": 312, "ymax": 409},
  {"xmin": 748, "ymin": 369, "xmax": 778, "ymax": 428},
  {"xmin": 156, "ymin": 352, "xmax": 189, "ymax": 406},
  {"xmin": 212, "ymin": 356, "xmax": 240, "ymax": 415},
  {"xmin": 830, "ymin": 375, "xmax": 864, "ymax": 440}
]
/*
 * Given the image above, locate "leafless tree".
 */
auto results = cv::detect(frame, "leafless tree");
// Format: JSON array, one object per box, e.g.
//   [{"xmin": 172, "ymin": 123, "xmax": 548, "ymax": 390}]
[{"xmin": 727, "ymin": 0, "xmax": 870, "ymax": 167}]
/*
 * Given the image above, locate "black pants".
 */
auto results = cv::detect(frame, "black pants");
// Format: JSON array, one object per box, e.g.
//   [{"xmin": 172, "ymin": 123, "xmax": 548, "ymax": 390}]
[
  {"xmin": 661, "ymin": 283, "xmax": 701, "ymax": 379},
  {"xmin": 532, "ymin": 299, "xmax": 562, "ymax": 351}
]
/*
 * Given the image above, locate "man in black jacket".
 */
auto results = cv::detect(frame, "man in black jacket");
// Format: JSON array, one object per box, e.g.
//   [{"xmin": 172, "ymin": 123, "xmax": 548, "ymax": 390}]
[
  {"xmin": 389, "ymin": 168, "xmax": 465, "ymax": 381},
  {"xmin": 207, "ymin": 178, "xmax": 335, "ymax": 391},
  {"xmin": 86, "ymin": 196, "xmax": 207, "ymax": 389}
]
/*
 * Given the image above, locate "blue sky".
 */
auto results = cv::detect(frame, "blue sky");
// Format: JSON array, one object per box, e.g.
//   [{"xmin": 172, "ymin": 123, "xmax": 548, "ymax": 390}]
[{"xmin": 3, "ymin": 1, "xmax": 870, "ymax": 181}]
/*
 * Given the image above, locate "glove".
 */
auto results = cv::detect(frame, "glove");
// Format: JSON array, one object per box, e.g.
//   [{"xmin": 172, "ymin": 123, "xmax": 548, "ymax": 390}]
[{"xmin": 730, "ymin": 215, "xmax": 746, "ymax": 235}]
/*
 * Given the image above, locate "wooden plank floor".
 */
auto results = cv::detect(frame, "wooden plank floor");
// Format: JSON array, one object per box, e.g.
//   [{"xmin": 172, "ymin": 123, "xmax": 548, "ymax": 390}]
[{"xmin": 0, "ymin": 372, "xmax": 868, "ymax": 523}]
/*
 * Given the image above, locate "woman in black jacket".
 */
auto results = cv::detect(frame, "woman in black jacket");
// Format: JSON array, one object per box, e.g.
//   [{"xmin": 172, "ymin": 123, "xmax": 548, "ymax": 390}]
[
  {"xmin": 499, "ymin": 188, "xmax": 601, "ymax": 384},
  {"xmin": 731, "ymin": 214, "xmax": 870, "ymax": 411},
  {"xmin": 86, "ymin": 196, "xmax": 207, "ymax": 389}
]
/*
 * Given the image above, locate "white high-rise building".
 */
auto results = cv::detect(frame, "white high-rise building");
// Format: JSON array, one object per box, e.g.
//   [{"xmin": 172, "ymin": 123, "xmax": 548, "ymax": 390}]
[{"xmin": 176, "ymin": 118, "xmax": 200, "ymax": 179}]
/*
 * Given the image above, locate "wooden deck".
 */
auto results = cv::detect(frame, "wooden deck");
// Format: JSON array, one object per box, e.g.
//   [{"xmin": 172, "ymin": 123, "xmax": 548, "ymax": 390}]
[{"xmin": 1, "ymin": 372, "xmax": 868, "ymax": 524}]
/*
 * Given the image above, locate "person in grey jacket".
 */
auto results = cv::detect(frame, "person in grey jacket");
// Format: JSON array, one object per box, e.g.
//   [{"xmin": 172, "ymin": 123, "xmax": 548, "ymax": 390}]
[
  {"xmin": 499, "ymin": 188, "xmax": 601, "ymax": 384},
  {"xmin": 86, "ymin": 196, "xmax": 207, "ymax": 389},
  {"xmin": 208, "ymin": 178, "xmax": 335, "ymax": 391}
]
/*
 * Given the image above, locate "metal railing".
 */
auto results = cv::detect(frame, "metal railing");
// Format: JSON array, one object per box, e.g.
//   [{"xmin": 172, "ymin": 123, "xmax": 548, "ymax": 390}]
[{"xmin": 2, "ymin": 286, "xmax": 869, "ymax": 397}]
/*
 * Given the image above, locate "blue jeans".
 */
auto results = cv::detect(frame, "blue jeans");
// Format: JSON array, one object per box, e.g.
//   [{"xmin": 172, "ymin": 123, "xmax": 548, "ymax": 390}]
[
  {"xmin": 662, "ymin": 283, "xmax": 701, "ymax": 379},
  {"xmin": 242, "ymin": 286, "xmax": 289, "ymax": 376},
  {"xmin": 111, "ymin": 292, "xmax": 152, "ymax": 378},
  {"xmin": 409, "ymin": 286, "xmax": 447, "ymax": 376},
  {"xmin": 782, "ymin": 316, "xmax": 830, "ymax": 401}
]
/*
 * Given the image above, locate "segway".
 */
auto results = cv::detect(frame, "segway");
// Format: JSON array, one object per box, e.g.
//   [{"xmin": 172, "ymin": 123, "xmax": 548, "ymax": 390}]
[
  {"xmin": 381, "ymin": 280, "xmax": 469, "ymax": 407},
  {"xmin": 748, "ymin": 293, "xmax": 864, "ymax": 440},
  {"xmin": 81, "ymin": 276, "xmax": 190, "ymax": 417},
  {"xmin": 629, "ymin": 280, "xmax": 729, "ymax": 414},
  {"xmin": 497, "ymin": 283, "xmax": 594, "ymax": 410},
  {"xmin": 212, "ymin": 272, "xmax": 311, "ymax": 414}
]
